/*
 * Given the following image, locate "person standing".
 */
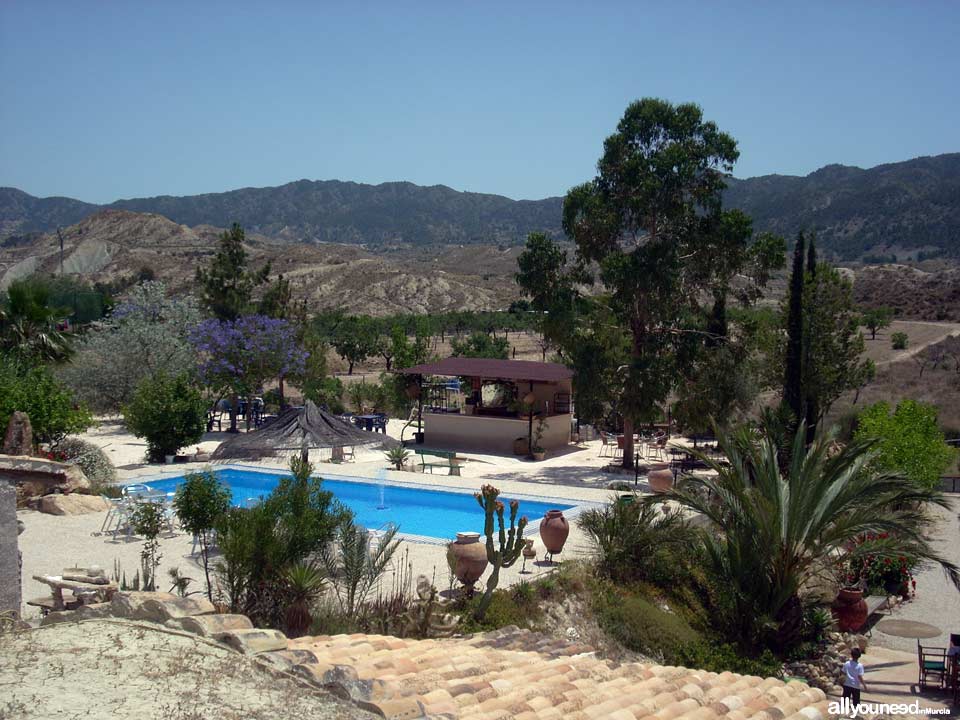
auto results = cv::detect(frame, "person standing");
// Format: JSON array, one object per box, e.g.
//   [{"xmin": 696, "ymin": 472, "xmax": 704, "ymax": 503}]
[{"xmin": 841, "ymin": 647, "xmax": 868, "ymax": 707}]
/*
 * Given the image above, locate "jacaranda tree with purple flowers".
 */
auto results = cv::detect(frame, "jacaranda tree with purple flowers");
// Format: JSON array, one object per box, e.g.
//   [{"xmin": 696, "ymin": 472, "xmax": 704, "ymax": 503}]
[{"xmin": 191, "ymin": 315, "xmax": 307, "ymax": 431}]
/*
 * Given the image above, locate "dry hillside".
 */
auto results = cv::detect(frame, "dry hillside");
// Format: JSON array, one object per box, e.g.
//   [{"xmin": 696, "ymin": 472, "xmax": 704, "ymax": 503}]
[{"xmin": 0, "ymin": 210, "xmax": 524, "ymax": 314}]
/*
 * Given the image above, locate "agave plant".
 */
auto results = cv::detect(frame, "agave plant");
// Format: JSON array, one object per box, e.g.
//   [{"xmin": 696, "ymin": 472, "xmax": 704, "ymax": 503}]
[
  {"xmin": 385, "ymin": 446, "xmax": 410, "ymax": 471},
  {"xmin": 282, "ymin": 561, "xmax": 326, "ymax": 637},
  {"xmin": 657, "ymin": 420, "xmax": 959, "ymax": 652}
]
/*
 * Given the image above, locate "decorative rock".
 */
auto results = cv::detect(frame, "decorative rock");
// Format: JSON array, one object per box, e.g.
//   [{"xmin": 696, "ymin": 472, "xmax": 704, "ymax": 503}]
[
  {"xmin": 3, "ymin": 411, "xmax": 32, "ymax": 455},
  {"xmin": 214, "ymin": 628, "xmax": 288, "ymax": 654},
  {"xmin": 135, "ymin": 595, "xmax": 216, "ymax": 623},
  {"xmin": 73, "ymin": 602, "xmax": 114, "ymax": 620},
  {"xmin": 39, "ymin": 493, "xmax": 107, "ymax": 515},
  {"xmin": 167, "ymin": 613, "xmax": 252, "ymax": 637},
  {"xmin": 110, "ymin": 591, "xmax": 178, "ymax": 618}
]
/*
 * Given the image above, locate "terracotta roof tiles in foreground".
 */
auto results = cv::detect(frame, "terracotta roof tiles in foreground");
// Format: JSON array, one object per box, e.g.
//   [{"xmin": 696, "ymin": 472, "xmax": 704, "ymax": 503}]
[{"xmin": 285, "ymin": 627, "xmax": 830, "ymax": 720}]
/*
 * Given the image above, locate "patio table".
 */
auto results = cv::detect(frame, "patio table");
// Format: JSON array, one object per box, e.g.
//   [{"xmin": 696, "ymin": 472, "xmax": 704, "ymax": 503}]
[{"xmin": 354, "ymin": 414, "xmax": 378, "ymax": 431}]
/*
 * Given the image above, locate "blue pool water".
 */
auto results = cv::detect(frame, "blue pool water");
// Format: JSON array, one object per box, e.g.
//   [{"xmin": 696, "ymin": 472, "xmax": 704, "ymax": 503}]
[{"xmin": 142, "ymin": 467, "xmax": 574, "ymax": 540}]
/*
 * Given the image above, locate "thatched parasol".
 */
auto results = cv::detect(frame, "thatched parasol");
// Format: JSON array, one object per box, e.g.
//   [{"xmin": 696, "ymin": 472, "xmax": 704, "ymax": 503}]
[{"xmin": 210, "ymin": 401, "xmax": 397, "ymax": 462}]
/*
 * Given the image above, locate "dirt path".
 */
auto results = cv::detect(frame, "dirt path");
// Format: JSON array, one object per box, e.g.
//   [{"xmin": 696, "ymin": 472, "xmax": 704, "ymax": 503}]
[{"xmin": 876, "ymin": 322, "xmax": 960, "ymax": 367}]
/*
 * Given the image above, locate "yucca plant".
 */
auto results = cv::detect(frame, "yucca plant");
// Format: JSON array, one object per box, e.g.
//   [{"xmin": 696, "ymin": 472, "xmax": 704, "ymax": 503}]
[
  {"xmin": 282, "ymin": 561, "xmax": 326, "ymax": 637},
  {"xmin": 656, "ymin": 420, "xmax": 959, "ymax": 652}
]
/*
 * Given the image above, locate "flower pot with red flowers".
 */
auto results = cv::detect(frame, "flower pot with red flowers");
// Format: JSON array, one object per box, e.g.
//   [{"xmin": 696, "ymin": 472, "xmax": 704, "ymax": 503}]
[{"xmin": 845, "ymin": 532, "xmax": 916, "ymax": 599}]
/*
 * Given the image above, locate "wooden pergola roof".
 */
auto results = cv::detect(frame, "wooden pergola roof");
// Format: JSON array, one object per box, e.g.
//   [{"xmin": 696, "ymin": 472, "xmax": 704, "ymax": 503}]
[{"xmin": 398, "ymin": 358, "xmax": 572, "ymax": 383}]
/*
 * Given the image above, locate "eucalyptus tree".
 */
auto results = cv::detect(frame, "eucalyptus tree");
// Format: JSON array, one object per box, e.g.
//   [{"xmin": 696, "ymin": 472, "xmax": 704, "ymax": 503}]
[{"xmin": 522, "ymin": 99, "xmax": 777, "ymax": 467}]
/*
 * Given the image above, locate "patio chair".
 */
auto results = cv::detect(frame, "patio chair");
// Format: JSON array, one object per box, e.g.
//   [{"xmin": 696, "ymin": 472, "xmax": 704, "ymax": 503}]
[
  {"xmin": 372, "ymin": 414, "xmax": 388, "ymax": 433},
  {"xmin": 648, "ymin": 435, "xmax": 668, "ymax": 462},
  {"xmin": 613, "ymin": 435, "xmax": 624, "ymax": 461},
  {"xmin": 598, "ymin": 432, "xmax": 616, "ymax": 457},
  {"xmin": 918, "ymin": 640, "xmax": 948, "ymax": 690}
]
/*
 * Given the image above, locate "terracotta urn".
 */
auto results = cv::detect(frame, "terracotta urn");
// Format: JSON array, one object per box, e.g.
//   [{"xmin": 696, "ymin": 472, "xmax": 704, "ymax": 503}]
[
  {"xmin": 647, "ymin": 469, "xmax": 674, "ymax": 494},
  {"xmin": 448, "ymin": 532, "xmax": 488, "ymax": 585},
  {"xmin": 832, "ymin": 587, "xmax": 868, "ymax": 632},
  {"xmin": 539, "ymin": 510, "xmax": 569, "ymax": 554}
]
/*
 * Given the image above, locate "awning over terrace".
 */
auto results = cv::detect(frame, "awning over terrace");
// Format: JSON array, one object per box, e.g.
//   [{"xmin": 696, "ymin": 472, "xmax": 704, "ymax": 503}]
[{"xmin": 398, "ymin": 358, "xmax": 572, "ymax": 383}]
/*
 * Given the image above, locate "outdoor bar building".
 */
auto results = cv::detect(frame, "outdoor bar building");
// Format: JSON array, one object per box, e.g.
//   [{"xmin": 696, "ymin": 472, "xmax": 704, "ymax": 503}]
[{"xmin": 398, "ymin": 358, "xmax": 573, "ymax": 454}]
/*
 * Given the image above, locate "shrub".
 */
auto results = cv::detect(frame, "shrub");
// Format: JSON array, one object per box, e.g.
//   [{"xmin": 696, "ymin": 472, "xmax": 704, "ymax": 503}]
[
  {"xmin": 173, "ymin": 471, "xmax": 232, "ymax": 600},
  {"xmin": 214, "ymin": 456, "xmax": 351, "ymax": 627},
  {"xmin": 302, "ymin": 375, "xmax": 345, "ymax": 413},
  {"xmin": 54, "ymin": 438, "xmax": 117, "ymax": 488},
  {"xmin": 123, "ymin": 372, "xmax": 207, "ymax": 462},
  {"xmin": 0, "ymin": 358, "xmax": 93, "ymax": 448},
  {"xmin": 891, "ymin": 331, "xmax": 908, "ymax": 350},
  {"xmin": 855, "ymin": 400, "xmax": 957, "ymax": 490},
  {"xmin": 593, "ymin": 584, "xmax": 699, "ymax": 662},
  {"xmin": 129, "ymin": 501, "xmax": 166, "ymax": 591},
  {"xmin": 578, "ymin": 498, "xmax": 695, "ymax": 585},
  {"xmin": 675, "ymin": 642, "xmax": 781, "ymax": 678}
]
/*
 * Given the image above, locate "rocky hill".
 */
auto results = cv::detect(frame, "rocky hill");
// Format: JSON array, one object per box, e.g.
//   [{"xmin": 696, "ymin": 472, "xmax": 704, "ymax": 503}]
[
  {"xmin": 853, "ymin": 264, "xmax": 960, "ymax": 322},
  {"xmin": 0, "ymin": 210, "xmax": 526, "ymax": 314},
  {"xmin": 3, "ymin": 153, "xmax": 958, "ymax": 257},
  {"xmin": 1, "ymin": 181, "xmax": 563, "ymax": 247},
  {"xmin": 724, "ymin": 153, "xmax": 960, "ymax": 260}
]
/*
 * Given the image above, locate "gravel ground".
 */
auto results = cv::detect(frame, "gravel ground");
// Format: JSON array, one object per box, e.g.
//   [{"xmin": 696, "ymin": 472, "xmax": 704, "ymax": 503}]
[
  {"xmin": 871, "ymin": 496, "xmax": 960, "ymax": 653},
  {"xmin": 0, "ymin": 619, "xmax": 373, "ymax": 720}
]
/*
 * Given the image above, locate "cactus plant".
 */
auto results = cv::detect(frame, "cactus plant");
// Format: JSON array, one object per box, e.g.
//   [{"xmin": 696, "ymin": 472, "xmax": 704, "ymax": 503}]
[{"xmin": 474, "ymin": 484, "xmax": 528, "ymax": 620}]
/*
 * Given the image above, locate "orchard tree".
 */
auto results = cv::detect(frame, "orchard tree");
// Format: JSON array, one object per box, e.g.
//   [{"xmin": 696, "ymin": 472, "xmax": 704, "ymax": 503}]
[
  {"xmin": 450, "ymin": 332, "xmax": 509, "ymax": 360},
  {"xmin": 331, "ymin": 316, "xmax": 380, "ymax": 374},
  {"xmin": 860, "ymin": 307, "xmax": 893, "ymax": 340}
]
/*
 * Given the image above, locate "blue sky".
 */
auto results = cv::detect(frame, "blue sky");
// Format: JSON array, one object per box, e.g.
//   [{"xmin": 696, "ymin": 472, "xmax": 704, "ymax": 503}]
[{"xmin": 1, "ymin": 1, "xmax": 957, "ymax": 204}]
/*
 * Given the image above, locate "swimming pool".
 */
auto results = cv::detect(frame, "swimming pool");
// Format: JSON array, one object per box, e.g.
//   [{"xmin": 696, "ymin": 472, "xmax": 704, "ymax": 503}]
[{"xmin": 141, "ymin": 467, "xmax": 577, "ymax": 542}]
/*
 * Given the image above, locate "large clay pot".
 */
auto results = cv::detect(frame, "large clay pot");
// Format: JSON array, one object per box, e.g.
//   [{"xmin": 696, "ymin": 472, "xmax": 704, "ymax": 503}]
[
  {"xmin": 448, "ymin": 532, "xmax": 488, "ymax": 585},
  {"xmin": 832, "ymin": 587, "xmax": 868, "ymax": 632},
  {"xmin": 539, "ymin": 510, "xmax": 569, "ymax": 554},
  {"xmin": 648, "ymin": 469, "xmax": 674, "ymax": 494}
]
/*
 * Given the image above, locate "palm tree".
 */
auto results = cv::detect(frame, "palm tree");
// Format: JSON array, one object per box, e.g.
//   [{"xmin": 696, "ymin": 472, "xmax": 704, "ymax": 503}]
[
  {"xmin": 0, "ymin": 278, "xmax": 73, "ymax": 363},
  {"xmin": 658, "ymin": 420, "xmax": 959, "ymax": 651}
]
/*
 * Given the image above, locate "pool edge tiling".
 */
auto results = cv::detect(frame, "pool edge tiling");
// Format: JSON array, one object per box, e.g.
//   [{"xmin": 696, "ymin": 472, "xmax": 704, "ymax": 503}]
[{"xmin": 137, "ymin": 464, "xmax": 600, "ymax": 546}]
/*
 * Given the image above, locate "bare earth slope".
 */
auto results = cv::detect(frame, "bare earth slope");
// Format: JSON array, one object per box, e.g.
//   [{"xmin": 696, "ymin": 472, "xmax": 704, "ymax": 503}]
[
  {"xmin": 0, "ymin": 619, "xmax": 371, "ymax": 720},
  {"xmin": 0, "ymin": 210, "xmax": 523, "ymax": 314}
]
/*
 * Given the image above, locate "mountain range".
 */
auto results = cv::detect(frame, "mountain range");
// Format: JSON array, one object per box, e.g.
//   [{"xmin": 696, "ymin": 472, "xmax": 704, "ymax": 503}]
[{"xmin": 2, "ymin": 153, "xmax": 959, "ymax": 259}]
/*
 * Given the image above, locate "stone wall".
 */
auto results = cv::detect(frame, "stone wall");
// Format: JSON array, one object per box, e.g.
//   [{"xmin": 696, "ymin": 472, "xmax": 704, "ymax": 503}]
[{"xmin": 0, "ymin": 481, "xmax": 21, "ymax": 616}]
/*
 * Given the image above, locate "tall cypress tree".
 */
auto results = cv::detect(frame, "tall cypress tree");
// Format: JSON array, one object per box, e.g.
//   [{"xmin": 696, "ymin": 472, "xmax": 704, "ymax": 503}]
[
  {"xmin": 782, "ymin": 232, "xmax": 806, "ymax": 429},
  {"xmin": 804, "ymin": 236, "xmax": 818, "ymax": 444}
]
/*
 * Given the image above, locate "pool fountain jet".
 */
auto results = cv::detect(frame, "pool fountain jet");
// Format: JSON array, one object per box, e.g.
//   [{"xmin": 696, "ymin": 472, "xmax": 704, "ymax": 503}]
[{"xmin": 376, "ymin": 468, "xmax": 388, "ymax": 510}]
